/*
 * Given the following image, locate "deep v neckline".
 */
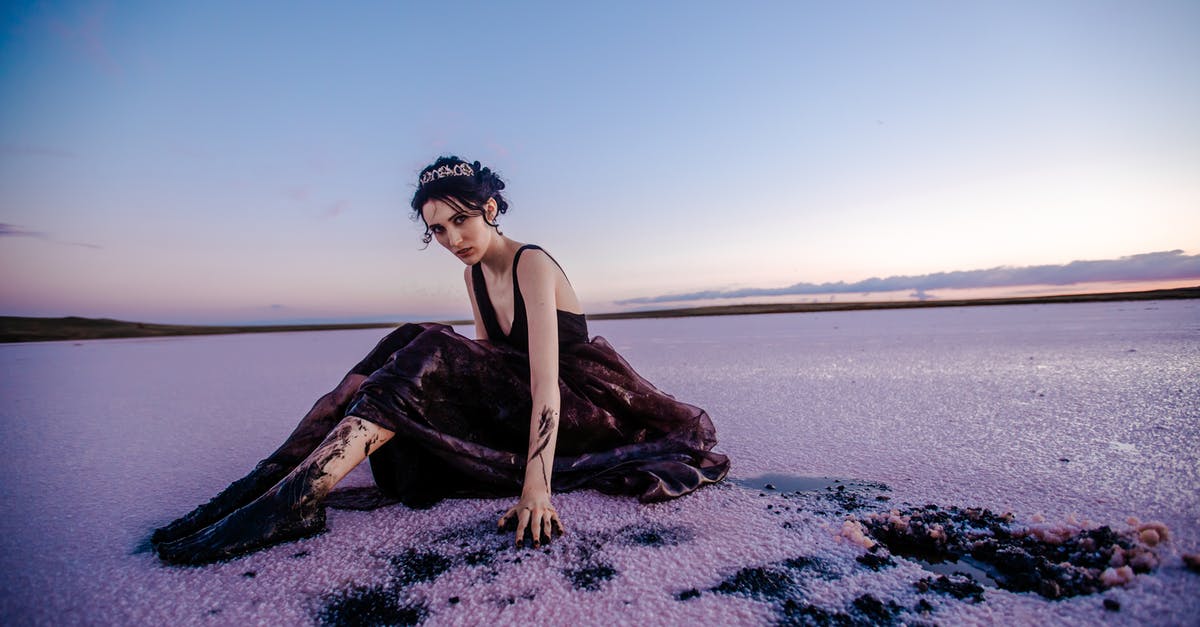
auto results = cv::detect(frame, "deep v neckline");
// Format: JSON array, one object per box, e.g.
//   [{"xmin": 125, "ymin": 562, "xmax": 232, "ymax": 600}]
[
  {"xmin": 474, "ymin": 245, "xmax": 534, "ymax": 339},
  {"xmin": 471, "ymin": 245, "xmax": 589, "ymax": 350}
]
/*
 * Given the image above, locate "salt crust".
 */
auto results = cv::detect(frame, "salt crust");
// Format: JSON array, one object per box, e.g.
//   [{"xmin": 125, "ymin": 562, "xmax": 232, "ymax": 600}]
[{"xmin": 0, "ymin": 300, "xmax": 1197, "ymax": 624}]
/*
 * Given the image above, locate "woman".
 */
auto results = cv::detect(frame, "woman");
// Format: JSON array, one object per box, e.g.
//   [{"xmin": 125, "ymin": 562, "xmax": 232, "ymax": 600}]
[{"xmin": 154, "ymin": 156, "xmax": 729, "ymax": 565}]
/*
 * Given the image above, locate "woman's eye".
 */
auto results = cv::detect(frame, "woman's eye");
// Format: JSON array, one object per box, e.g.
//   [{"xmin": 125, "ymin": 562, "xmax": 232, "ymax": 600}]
[
  {"xmin": 431, "ymin": 226, "xmax": 444, "ymax": 234},
  {"xmin": 452, "ymin": 215, "xmax": 468, "ymax": 225}
]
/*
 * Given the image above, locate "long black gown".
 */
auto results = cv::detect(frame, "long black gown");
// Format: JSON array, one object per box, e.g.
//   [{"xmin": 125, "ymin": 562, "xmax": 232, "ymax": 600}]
[{"xmin": 345, "ymin": 245, "xmax": 730, "ymax": 507}]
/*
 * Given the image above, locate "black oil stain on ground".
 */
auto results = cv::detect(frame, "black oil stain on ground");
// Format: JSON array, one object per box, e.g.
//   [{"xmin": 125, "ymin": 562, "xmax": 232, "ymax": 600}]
[
  {"xmin": 855, "ymin": 550, "xmax": 896, "ymax": 571},
  {"xmin": 317, "ymin": 585, "xmax": 427, "ymax": 627},
  {"xmin": 711, "ymin": 565, "xmax": 794, "ymax": 599},
  {"xmin": 701, "ymin": 556, "xmax": 912, "ymax": 626},
  {"xmin": 915, "ymin": 574, "xmax": 985, "ymax": 603},
  {"xmin": 389, "ymin": 548, "xmax": 452, "ymax": 587},
  {"xmin": 860, "ymin": 505, "xmax": 1150, "ymax": 599},
  {"xmin": 617, "ymin": 522, "xmax": 695, "ymax": 548},
  {"xmin": 317, "ymin": 549, "xmax": 451, "ymax": 626},
  {"xmin": 564, "ymin": 563, "xmax": 617, "ymax": 591}
]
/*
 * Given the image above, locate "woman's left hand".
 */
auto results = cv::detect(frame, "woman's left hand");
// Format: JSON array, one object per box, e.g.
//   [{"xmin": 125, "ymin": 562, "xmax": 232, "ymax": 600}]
[{"xmin": 499, "ymin": 489, "xmax": 565, "ymax": 549}]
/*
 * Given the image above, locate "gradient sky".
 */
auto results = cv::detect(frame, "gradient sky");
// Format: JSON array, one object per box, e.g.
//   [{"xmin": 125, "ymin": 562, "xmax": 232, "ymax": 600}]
[{"xmin": 2, "ymin": 1, "xmax": 1198, "ymax": 324}]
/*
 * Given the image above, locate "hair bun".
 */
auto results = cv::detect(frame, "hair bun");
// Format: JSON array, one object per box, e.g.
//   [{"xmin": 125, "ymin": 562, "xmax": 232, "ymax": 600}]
[{"xmin": 410, "ymin": 156, "xmax": 510, "ymax": 245}]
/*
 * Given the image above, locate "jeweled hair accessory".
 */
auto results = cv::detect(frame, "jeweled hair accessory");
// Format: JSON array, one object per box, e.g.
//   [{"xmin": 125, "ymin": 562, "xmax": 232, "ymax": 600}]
[{"xmin": 420, "ymin": 163, "xmax": 475, "ymax": 186}]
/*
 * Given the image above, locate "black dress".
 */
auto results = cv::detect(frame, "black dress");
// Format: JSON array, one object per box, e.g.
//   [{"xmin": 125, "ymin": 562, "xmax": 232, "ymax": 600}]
[{"xmin": 344, "ymin": 245, "xmax": 730, "ymax": 507}]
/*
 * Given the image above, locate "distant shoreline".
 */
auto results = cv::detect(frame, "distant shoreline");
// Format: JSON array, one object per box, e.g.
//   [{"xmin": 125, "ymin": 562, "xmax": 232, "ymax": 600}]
[{"xmin": 2, "ymin": 286, "xmax": 1196, "ymax": 344}]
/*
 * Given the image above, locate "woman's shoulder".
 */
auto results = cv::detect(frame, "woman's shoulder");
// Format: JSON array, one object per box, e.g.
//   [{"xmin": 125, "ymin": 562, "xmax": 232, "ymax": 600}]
[{"xmin": 514, "ymin": 245, "xmax": 562, "ymax": 281}]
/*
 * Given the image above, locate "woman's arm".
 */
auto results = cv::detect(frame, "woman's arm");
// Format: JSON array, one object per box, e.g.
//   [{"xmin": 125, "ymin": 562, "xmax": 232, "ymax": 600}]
[
  {"xmin": 463, "ymin": 266, "xmax": 489, "ymax": 342},
  {"xmin": 498, "ymin": 250, "xmax": 565, "ymax": 547}
]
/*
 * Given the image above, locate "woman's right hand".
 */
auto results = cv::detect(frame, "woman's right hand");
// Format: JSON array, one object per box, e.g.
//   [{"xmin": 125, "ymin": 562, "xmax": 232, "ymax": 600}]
[{"xmin": 498, "ymin": 488, "xmax": 565, "ymax": 549}]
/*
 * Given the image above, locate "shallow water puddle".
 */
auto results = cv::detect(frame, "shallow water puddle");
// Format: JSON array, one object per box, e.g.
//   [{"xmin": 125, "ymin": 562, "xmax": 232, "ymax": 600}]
[
  {"xmin": 730, "ymin": 473, "xmax": 880, "ymax": 493},
  {"xmin": 909, "ymin": 554, "xmax": 1003, "ymax": 588}
]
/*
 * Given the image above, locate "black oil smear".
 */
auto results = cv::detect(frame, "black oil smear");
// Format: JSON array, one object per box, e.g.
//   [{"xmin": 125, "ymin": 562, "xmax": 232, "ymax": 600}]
[
  {"xmin": 617, "ymin": 522, "xmax": 695, "ymax": 548},
  {"xmin": 915, "ymin": 574, "xmax": 985, "ymax": 603},
  {"xmin": 564, "ymin": 563, "xmax": 617, "ymax": 591},
  {"xmin": 852, "ymin": 594, "xmax": 903, "ymax": 624},
  {"xmin": 317, "ymin": 548, "xmax": 451, "ymax": 625},
  {"xmin": 860, "ymin": 506, "xmax": 1146, "ymax": 599},
  {"xmin": 389, "ymin": 548, "xmax": 453, "ymax": 587},
  {"xmin": 705, "ymin": 557, "xmax": 916, "ymax": 625},
  {"xmin": 711, "ymin": 565, "xmax": 794, "ymax": 599},
  {"xmin": 855, "ymin": 551, "xmax": 896, "ymax": 571},
  {"xmin": 317, "ymin": 585, "xmax": 427, "ymax": 627},
  {"xmin": 778, "ymin": 599, "xmax": 855, "ymax": 626}
]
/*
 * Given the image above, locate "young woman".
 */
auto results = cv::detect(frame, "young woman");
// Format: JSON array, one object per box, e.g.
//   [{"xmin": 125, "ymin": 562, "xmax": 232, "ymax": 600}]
[{"xmin": 154, "ymin": 156, "xmax": 730, "ymax": 565}]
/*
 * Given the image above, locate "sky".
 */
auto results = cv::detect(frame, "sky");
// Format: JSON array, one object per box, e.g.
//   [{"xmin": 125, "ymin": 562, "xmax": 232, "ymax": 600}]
[{"xmin": 1, "ymin": 0, "xmax": 1198, "ymax": 325}]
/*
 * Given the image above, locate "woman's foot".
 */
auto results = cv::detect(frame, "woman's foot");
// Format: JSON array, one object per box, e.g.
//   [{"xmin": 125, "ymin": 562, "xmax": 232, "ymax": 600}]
[
  {"xmin": 150, "ymin": 460, "xmax": 293, "ymax": 548},
  {"xmin": 156, "ymin": 470, "xmax": 327, "ymax": 565}
]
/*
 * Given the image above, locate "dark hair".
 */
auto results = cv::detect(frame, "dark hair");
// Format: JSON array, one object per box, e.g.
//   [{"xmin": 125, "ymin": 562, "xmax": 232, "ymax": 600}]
[{"xmin": 411, "ymin": 156, "xmax": 508, "ymax": 245}]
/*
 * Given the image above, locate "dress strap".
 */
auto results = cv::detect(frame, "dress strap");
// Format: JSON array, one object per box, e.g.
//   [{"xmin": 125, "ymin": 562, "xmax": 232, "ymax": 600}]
[
  {"xmin": 471, "ymin": 262, "xmax": 506, "ymax": 340},
  {"xmin": 512, "ymin": 244, "xmax": 570, "ymax": 311}
]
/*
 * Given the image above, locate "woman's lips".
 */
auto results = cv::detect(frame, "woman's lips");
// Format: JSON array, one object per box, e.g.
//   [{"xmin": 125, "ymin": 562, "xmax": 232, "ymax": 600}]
[{"xmin": 455, "ymin": 247, "xmax": 473, "ymax": 258}]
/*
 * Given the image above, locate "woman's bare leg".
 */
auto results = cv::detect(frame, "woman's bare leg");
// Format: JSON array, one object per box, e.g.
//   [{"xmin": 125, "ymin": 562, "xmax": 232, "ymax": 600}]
[
  {"xmin": 157, "ymin": 416, "xmax": 393, "ymax": 565},
  {"xmin": 151, "ymin": 374, "xmax": 368, "ymax": 547}
]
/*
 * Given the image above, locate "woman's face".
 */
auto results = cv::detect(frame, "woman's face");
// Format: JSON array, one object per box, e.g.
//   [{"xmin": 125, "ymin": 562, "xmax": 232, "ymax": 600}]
[{"xmin": 421, "ymin": 197, "xmax": 498, "ymax": 265}]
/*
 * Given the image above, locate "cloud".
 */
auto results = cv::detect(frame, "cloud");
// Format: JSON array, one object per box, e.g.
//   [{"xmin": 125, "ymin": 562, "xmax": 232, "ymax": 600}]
[
  {"xmin": 0, "ymin": 223, "xmax": 49, "ymax": 238},
  {"xmin": 0, "ymin": 223, "xmax": 101, "ymax": 249},
  {"xmin": 618, "ymin": 250, "xmax": 1200, "ymax": 305}
]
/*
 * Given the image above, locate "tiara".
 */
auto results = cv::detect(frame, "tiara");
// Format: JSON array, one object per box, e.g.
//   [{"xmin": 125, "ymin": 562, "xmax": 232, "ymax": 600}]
[{"xmin": 420, "ymin": 163, "xmax": 475, "ymax": 186}]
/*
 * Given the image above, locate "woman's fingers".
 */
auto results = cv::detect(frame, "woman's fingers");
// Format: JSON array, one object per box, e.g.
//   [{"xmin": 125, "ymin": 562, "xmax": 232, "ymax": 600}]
[
  {"xmin": 497, "ymin": 506, "xmax": 515, "ymax": 530},
  {"xmin": 530, "ymin": 511, "xmax": 544, "ymax": 547},
  {"xmin": 505, "ymin": 504, "xmax": 564, "ymax": 548},
  {"xmin": 514, "ymin": 507, "xmax": 532, "ymax": 548}
]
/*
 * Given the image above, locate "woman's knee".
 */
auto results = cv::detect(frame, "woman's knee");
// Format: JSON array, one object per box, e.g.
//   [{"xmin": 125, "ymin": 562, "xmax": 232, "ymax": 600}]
[{"xmin": 332, "ymin": 373, "xmax": 368, "ymax": 406}]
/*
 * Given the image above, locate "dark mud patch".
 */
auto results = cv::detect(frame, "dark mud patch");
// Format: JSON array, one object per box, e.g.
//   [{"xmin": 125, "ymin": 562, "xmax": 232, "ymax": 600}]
[
  {"xmin": 779, "ymin": 599, "xmax": 855, "ymax": 626},
  {"xmin": 316, "ymin": 548, "xmax": 451, "ymax": 624},
  {"xmin": 855, "ymin": 550, "xmax": 896, "ymax": 571},
  {"xmin": 712, "ymin": 564, "xmax": 795, "ymax": 599},
  {"xmin": 617, "ymin": 522, "xmax": 695, "ymax": 547},
  {"xmin": 389, "ymin": 548, "xmax": 453, "ymax": 587},
  {"xmin": 852, "ymin": 594, "xmax": 904, "ymax": 624},
  {"xmin": 915, "ymin": 574, "xmax": 985, "ymax": 602},
  {"xmin": 707, "ymin": 555, "xmax": 847, "ymax": 603},
  {"xmin": 702, "ymin": 557, "xmax": 927, "ymax": 625},
  {"xmin": 434, "ymin": 516, "xmax": 509, "ymax": 545},
  {"xmin": 858, "ymin": 506, "xmax": 1164, "ymax": 599},
  {"xmin": 317, "ymin": 585, "xmax": 427, "ymax": 627},
  {"xmin": 564, "ymin": 563, "xmax": 617, "ymax": 591}
]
